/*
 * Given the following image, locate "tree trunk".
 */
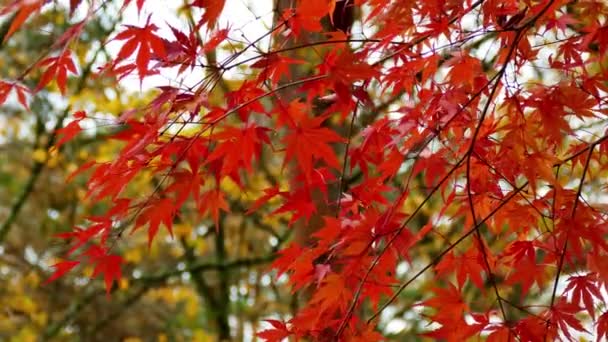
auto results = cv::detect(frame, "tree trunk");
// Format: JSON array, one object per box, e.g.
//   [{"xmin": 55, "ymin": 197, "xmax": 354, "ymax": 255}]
[{"xmin": 272, "ymin": 0, "xmax": 356, "ymax": 307}]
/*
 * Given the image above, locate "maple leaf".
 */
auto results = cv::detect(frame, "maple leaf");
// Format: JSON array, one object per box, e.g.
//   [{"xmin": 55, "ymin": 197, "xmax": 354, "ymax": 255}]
[
  {"xmin": 133, "ymin": 198, "xmax": 177, "ymax": 247},
  {"xmin": 281, "ymin": 101, "xmax": 344, "ymax": 180},
  {"xmin": 164, "ymin": 170, "xmax": 202, "ymax": 208},
  {"xmin": 198, "ymin": 189, "xmax": 229, "ymax": 230},
  {"xmin": 123, "ymin": 0, "xmax": 146, "ymax": 14},
  {"xmin": 446, "ymin": 52, "xmax": 482, "ymax": 89},
  {"xmin": 421, "ymin": 317, "xmax": 482, "ymax": 342},
  {"xmin": 421, "ymin": 283, "xmax": 468, "ymax": 324},
  {"xmin": 597, "ymin": 311, "xmax": 608, "ymax": 342},
  {"xmin": 45, "ymin": 260, "xmax": 80, "ymax": 284},
  {"xmin": 190, "ymin": 0, "xmax": 225, "ymax": 28},
  {"xmin": 546, "ymin": 299, "xmax": 589, "ymax": 341},
  {"xmin": 207, "ymin": 123, "xmax": 271, "ymax": 175},
  {"xmin": 251, "ymin": 54, "xmax": 306, "ymax": 85},
  {"xmin": 588, "ymin": 251, "xmax": 608, "ymax": 292},
  {"xmin": 514, "ymin": 315, "xmax": 555, "ymax": 341},
  {"xmin": 545, "ymin": 13, "xmax": 578, "ymax": 33},
  {"xmin": 56, "ymin": 217, "xmax": 112, "ymax": 255},
  {"xmin": 272, "ymin": 189, "xmax": 317, "ymax": 226},
  {"xmin": 68, "ymin": 0, "xmax": 82, "ymax": 15},
  {"xmin": 309, "ymin": 273, "xmax": 352, "ymax": 314},
  {"xmin": 270, "ymin": 243, "xmax": 317, "ymax": 292},
  {"xmin": 85, "ymin": 247, "xmax": 124, "ymax": 295},
  {"xmin": 435, "ymin": 249, "xmax": 485, "ymax": 290},
  {"xmin": 423, "ymin": 16, "xmax": 451, "ymax": 40},
  {"xmin": 350, "ymin": 325, "xmax": 384, "ymax": 342},
  {"xmin": 2, "ymin": 0, "xmax": 45, "ymax": 42},
  {"xmin": 271, "ymin": 243, "xmax": 305, "ymax": 278},
  {"xmin": 503, "ymin": 240, "xmax": 537, "ymax": 265},
  {"xmin": 247, "ymin": 186, "xmax": 284, "ymax": 214},
  {"xmin": 312, "ymin": 216, "xmax": 342, "ymax": 245},
  {"xmin": 54, "ymin": 20, "xmax": 86, "ymax": 49},
  {"xmin": 52, "ymin": 110, "xmax": 86, "ymax": 152},
  {"xmin": 162, "ymin": 25, "xmax": 199, "ymax": 72},
  {"xmin": 256, "ymin": 320, "xmax": 291, "ymax": 342},
  {"xmin": 113, "ymin": 15, "xmax": 167, "ymax": 81},
  {"xmin": 202, "ymin": 27, "xmax": 229, "ymax": 53},
  {"xmin": 564, "ymin": 273, "xmax": 603, "ymax": 319},
  {"xmin": 485, "ymin": 324, "xmax": 512, "ymax": 342},
  {"xmin": 0, "ymin": 80, "xmax": 29, "ymax": 109},
  {"xmin": 283, "ymin": 0, "xmax": 332, "ymax": 34},
  {"xmin": 134, "ymin": 198, "xmax": 177, "ymax": 247},
  {"xmin": 504, "ymin": 259, "xmax": 546, "ymax": 298},
  {"xmin": 226, "ymin": 81, "xmax": 267, "ymax": 121},
  {"xmin": 36, "ymin": 50, "xmax": 78, "ymax": 94}
]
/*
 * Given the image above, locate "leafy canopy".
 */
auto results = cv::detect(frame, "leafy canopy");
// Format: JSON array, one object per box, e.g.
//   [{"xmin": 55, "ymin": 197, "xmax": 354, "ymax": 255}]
[{"xmin": 3, "ymin": 0, "xmax": 608, "ymax": 341}]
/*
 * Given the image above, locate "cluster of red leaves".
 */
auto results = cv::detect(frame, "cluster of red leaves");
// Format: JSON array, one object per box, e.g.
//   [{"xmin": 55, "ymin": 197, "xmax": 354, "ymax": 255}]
[{"xmin": 4, "ymin": 0, "xmax": 608, "ymax": 341}]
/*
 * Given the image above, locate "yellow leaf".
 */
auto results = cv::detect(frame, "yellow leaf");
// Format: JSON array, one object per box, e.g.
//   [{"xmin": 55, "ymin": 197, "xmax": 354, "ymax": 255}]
[
  {"xmin": 25, "ymin": 271, "xmax": 40, "ymax": 287},
  {"xmin": 185, "ymin": 300, "xmax": 199, "ymax": 318},
  {"xmin": 10, "ymin": 327, "xmax": 37, "ymax": 342},
  {"xmin": 119, "ymin": 278, "xmax": 129, "ymax": 290},
  {"xmin": 195, "ymin": 239, "xmax": 208, "ymax": 254},
  {"xmin": 10, "ymin": 297, "xmax": 37, "ymax": 315},
  {"xmin": 123, "ymin": 338, "xmax": 143, "ymax": 342},
  {"xmin": 174, "ymin": 223, "xmax": 193, "ymax": 238},
  {"xmin": 83, "ymin": 265, "xmax": 94, "ymax": 277},
  {"xmin": 220, "ymin": 176, "xmax": 240, "ymax": 196},
  {"xmin": 193, "ymin": 329, "xmax": 213, "ymax": 342},
  {"xmin": 124, "ymin": 249, "xmax": 142, "ymax": 263},
  {"xmin": 78, "ymin": 150, "xmax": 89, "ymax": 160},
  {"xmin": 31, "ymin": 148, "xmax": 47, "ymax": 163},
  {"xmin": 32, "ymin": 312, "xmax": 47, "ymax": 326}
]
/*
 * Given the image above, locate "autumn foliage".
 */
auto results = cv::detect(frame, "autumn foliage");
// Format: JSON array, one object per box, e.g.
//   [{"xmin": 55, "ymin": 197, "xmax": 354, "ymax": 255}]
[{"xmin": 3, "ymin": 0, "xmax": 608, "ymax": 340}]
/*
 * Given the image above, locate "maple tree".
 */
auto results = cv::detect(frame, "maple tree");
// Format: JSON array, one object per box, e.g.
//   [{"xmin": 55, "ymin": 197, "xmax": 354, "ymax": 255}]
[{"xmin": 2, "ymin": 0, "xmax": 608, "ymax": 340}]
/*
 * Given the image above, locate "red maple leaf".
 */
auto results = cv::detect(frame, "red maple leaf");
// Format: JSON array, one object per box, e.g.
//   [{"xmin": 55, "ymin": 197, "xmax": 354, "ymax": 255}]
[
  {"xmin": 53, "ymin": 110, "xmax": 86, "ymax": 151},
  {"xmin": 0, "ymin": 80, "xmax": 29, "ymax": 109},
  {"xmin": 45, "ymin": 260, "xmax": 80, "ymax": 284},
  {"xmin": 123, "ymin": 0, "xmax": 146, "ymax": 14},
  {"xmin": 190, "ymin": 0, "xmax": 225, "ymax": 28},
  {"xmin": 597, "ymin": 311, "xmax": 608, "ymax": 342},
  {"xmin": 256, "ymin": 320, "xmax": 291, "ymax": 342},
  {"xmin": 564, "ymin": 273, "xmax": 603, "ymax": 319},
  {"xmin": 2, "ymin": 0, "xmax": 45, "ymax": 42},
  {"xmin": 134, "ymin": 198, "xmax": 177, "ymax": 247},
  {"xmin": 198, "ymin": 189, "xmax": 229, "ymax": 230},
  {"xmin": 207, "ymin": 123, "xmax": 271, "ymax": 175},
  {"xmin": 85, "ymin": 247, "xmax": 124, "ymax": 295},
  {"xmin": 421, "ymin": 283, "xmax": 468, "ymax": 324},
  {"xmin": 281, "ymin": 101, "xmax": 344, "ymax": 180},
  {"xmin": 435, "ymin": 249, "xmax": 485, "ymax": 290},
  {"xmin": 545, "ymin": 299, "xmax": 589, "ymax": 341},
  {"xmin": 251, "ymin": 54, "xmax": 306, "ymax": 85},
  {"xmin": 113, "ymin": 15, "xmax": 167, "ymax": 81},
  {"xmin": 36, "ymin": 49, "xmax": 78, "ymax": 94}
]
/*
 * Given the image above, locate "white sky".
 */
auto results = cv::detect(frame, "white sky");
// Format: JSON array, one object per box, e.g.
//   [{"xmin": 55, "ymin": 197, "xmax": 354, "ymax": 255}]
[{"xmin": 102, "ymin": 0, "xmax": 275, "ymax": 91}]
